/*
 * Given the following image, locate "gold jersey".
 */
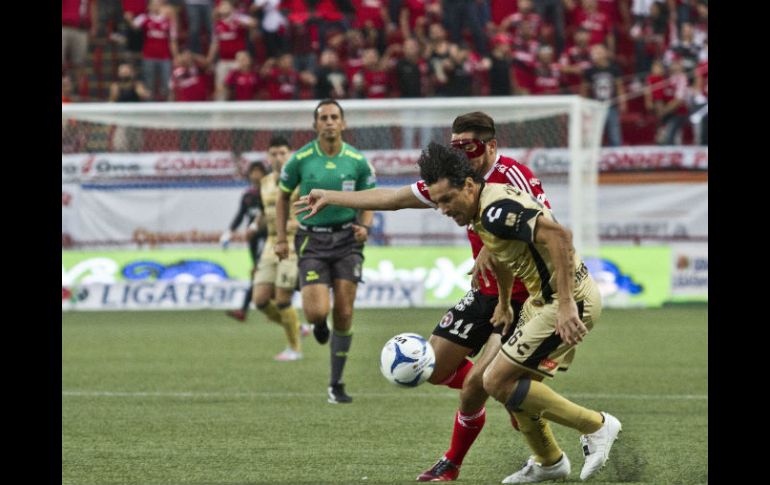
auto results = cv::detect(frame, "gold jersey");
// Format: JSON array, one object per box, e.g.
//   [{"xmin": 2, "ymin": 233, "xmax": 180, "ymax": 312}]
[
  {"xmin": 261, "ymin": 173, "xmax": 300, "ymax": 248},
  {"xmin": 472, "ymin": 182, "xmax": 590, "ymax": 304}
]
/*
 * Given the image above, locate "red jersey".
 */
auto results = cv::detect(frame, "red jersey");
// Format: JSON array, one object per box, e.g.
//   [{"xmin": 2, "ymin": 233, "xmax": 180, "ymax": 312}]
[
  {"xmin": 410, "ymin": 155, "xmax": 550, "ymax": 302},
  {"xmin": 352, "ymin": 0, "xmax": 387, "ymax": 30},
  {"xmin": 171, "ymin": 64, "xmax": 208, "ymax": 101},
  {"xmin": 574, "ymin": 9, "xmax": 611, "ymax": 47},
  {"xmin": 225, "ymin": 69, "xmax": 260, "ymax": 100},
  {"xmin": 358, "ymin": 68, "xmax": 390, "ymax": 98},
  {"xmin": 62, "ymin": 0, "xmax": 93, "ymax": 29},
  {"xmin": 214, "ymin": 14, "xmax": 252, "ymax": 60},
  {"xmin": 264, "ymin": 67, "xmax": 298, "ymax": 100},
  {"xmin": 661, "ymin": 72, "xmax": 689, "ymax": 116},
  {"xmin": 531, "ymin": 62, "xmax": 564, "ymax": 95},
  {"xmin": 134, "ymin": 13, "xmax": 176, "ymax": 60}
]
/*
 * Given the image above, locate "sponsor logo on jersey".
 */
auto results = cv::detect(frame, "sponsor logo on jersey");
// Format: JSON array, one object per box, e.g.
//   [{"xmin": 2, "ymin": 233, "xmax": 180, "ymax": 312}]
[
  {"xmin": 325, "ymin": 161, "xmax": 337, "ymax": 169},
  {"xmin": 540, "ymin": 358, "xmax": 558, "ymax": 370},
  {"xmin": 439, "ymin": 311, "xmax": 454, "ymax": 328}
]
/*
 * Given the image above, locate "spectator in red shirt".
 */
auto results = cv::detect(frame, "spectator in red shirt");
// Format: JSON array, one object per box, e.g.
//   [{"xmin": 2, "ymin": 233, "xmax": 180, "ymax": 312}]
[
  {"xmin": 62, "ymin": 0, "xmax": 97, "ymax": 97},
  {"xmin": 208, "ymin": 0, "xmax": 257, "ymax": 100},
  {"xmin": 510, "ymin": 20, "xmax": 541, "ymax": 94},
  {"xmin": 351, "ymin": 47, "xmax": 393, "ymax": 99},
  {"xmin": 260, "ymin": 52, "xmax": 300, "ymax": 100},
  {"xmin": 126, "ymin": 0, "xmax": 179, "ymax": 100},
  {"xmin": 559, "ymin": 27, "xmax": 592, "ymax": 92},
  {"xmin": 352, "ymin": 0, "xmax": 392, "ymax": 52},
  {"xmin": 531, "ymin": 45, "xmax": 565, "ymax": 95},
  {"xmin": 224, "ymin": 50, "xmax": 260, "ymax": 100},
  {"xmin": 170, "ymin": 48, "xmax": 211, "ymax": 101},
  {"xmin": 570, "ymin": 0, "xmax": 614, "ymax": 53},
  {"xmin": 499, "ymin": 0, "xmax": 543, "ymax": 43}
]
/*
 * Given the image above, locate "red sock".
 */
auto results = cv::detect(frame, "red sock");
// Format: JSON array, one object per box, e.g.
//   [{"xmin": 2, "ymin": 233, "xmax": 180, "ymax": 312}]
[
  {"xmin": 445, "ymin": 407, "xmax": 486, "ymax": 466},
  {"xmin": 440, "ymin": 358, "xmax": 473, "ymax": 389}
]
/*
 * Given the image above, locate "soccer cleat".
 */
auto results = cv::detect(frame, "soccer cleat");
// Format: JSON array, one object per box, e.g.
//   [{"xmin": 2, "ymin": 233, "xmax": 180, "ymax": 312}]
[
  {"xmin": 327, "ymin": 383, "xmax": 352, "ymax": 404},
  {"xmin": 300, "ymin": 323, "xmax": 313, "ymax": 338},
  {"xmin": 579, "ymin": 412, "xmax": 622, "ymax": 481},
  {"xmin": 273, "ymin": 348, "xmax": 303, "ymax": 361},
  {"xmin": 225, "ymin": 309, "xmax": 246, "ymax": 322},
  {"xmin": 416, "ymin": 456, "xmax": 460, "ymax": 482},
  {"xmin": 501, "ymin": 454, "xmax": 571, "ymax": 484},
  {"xmin": 313, "ymin": 322, "xmax": 330, "ymax": 344}
]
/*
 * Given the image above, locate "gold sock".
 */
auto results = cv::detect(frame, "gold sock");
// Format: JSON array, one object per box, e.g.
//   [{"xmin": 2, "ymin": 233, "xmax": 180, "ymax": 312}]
[
  {"xmin": 517, "ymin": 380, "xmax": 603, "ymax": 435},
  {"xmin": 257, "ymin": 300, "xmax": 282, "ymax": 324},
  {"xmin": 277, "ymin": 305, "xmax": 301, "ymax": 351},
  {"xmin": 512, "ymin": 411, "xmax": 563, "ymax": 466}
]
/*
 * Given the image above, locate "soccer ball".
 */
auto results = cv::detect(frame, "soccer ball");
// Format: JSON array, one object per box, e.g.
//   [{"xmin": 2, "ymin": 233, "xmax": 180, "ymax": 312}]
[{"xmin": 379, "ymin": 333, "xmax": 435, "ymax": 387}]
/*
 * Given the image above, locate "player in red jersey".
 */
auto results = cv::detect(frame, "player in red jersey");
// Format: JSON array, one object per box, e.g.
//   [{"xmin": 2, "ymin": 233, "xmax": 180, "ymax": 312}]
[{"xmin": 294, "ymin": 112, "xmax": 551, "ymax": 482}]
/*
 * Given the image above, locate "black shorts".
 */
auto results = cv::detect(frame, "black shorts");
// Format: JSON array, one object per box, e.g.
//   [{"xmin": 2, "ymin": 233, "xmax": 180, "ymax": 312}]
[
  {"xmin": 295, "ymin": 226, "xmax": 364, "ymax": 287},
  {"xmin": 432, "ymin": 290, "xmax": 525, "ymax": 357}
]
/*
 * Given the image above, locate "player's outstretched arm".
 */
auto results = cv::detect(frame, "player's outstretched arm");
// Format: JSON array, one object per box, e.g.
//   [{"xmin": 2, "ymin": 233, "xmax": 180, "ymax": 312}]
[
  {"xmin": 294, "ymin": 185, "xmax": 426, "ymax": 219},
  {"xmin": 534, "ymin": 216, "xmax": 586, "ymax": 345}
]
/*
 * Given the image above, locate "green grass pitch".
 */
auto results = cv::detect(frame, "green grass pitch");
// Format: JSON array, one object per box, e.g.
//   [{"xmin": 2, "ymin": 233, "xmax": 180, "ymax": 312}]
[{"xmin": 62, "ymin": 306, "xmax": 707, "ymax": 485}]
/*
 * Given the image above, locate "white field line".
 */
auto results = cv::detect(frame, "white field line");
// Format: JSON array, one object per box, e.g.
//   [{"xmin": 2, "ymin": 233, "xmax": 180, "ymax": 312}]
[{"xmin": 62, "ymin": 390, "xmax": 707, "ymax": 401}]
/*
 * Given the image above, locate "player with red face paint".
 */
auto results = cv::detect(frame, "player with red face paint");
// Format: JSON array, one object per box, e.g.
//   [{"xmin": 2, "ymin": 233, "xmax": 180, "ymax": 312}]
[{"xmin": 294, "ymin": 112, "xmax": 551, "ymax": 481}]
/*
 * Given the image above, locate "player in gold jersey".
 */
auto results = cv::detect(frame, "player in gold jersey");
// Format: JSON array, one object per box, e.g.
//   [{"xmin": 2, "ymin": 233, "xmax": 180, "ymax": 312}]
[
  {"xmin": 418, "ymin": 142, "xmax": 622, "ymax": 483},
  {"xmin": 251, "ymin": 136, "xmax": 308, "ymax": 361}
]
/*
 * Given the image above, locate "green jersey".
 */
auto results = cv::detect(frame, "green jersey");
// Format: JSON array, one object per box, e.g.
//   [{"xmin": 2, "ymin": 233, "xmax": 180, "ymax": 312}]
[{"xmin": 279, "ymin": 140, "xmax": 377, "ymax": 226}]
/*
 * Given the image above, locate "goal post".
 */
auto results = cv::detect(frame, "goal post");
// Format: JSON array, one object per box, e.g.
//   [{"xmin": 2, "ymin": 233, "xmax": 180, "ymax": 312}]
[{"xmin": 62, "ymin": 96, "xmax": 608, "ymax": 257}]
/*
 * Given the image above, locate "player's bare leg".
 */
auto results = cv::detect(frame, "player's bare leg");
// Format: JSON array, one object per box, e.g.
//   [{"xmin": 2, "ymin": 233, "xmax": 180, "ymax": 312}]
[{"xmin": 300, "ymin": 283, "xmax": 331, "ymax": 344}]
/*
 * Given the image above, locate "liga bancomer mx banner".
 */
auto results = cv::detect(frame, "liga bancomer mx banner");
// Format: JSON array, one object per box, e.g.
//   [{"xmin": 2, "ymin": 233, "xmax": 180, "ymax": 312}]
[
  {"xmin": 61, "ymin": 146, "xmax": 708, "ymax": 182},
  {"xmin": 62, "ymin": 245, "xmax": 706, "ymax": 311}
]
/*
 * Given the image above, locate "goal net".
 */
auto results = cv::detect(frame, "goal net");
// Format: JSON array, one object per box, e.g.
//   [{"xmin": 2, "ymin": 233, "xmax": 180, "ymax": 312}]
[{"xmin": 62, "ymin": 96, "xmax": 607, "ymax": 257}]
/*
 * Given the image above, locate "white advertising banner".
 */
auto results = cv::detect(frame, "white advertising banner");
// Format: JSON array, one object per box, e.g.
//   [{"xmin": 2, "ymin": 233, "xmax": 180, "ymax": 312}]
[
  {"xmin": 62, "ymin": 146, "xmax": 708, "ymax": 182},
  {"xmin": 70, "ymin": 183, "xmax": 244, "ymax": 245},
  {"xmin": 64, "ymin": 181, "xmax": 707, "ymax": 246},
  {"xmin": 670, "ymin": 243, "xmax": 708, "ymax": 297}
]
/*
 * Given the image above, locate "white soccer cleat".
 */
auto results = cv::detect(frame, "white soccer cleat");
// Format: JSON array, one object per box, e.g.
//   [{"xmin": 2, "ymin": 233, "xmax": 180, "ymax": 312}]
[
  {"xmin": 300, "ymin": 323, "xmax": 313, "ymax": 338},
  {"xmin": 579, "ymin": 412, "xmax": 622, "ymax": 480},
  {"xmin": 502, "ymin": 454, "xmax": 571, "ymax": 484},
  {"xmin": 273, "ymin": 348, "xmax": 303, "ymax": 362}
]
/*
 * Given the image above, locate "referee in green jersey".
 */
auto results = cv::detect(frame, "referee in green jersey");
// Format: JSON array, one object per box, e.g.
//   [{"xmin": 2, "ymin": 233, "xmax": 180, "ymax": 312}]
[{"xmin": 275, "ymin": 99, "xmax": 376, "ymax": 404}]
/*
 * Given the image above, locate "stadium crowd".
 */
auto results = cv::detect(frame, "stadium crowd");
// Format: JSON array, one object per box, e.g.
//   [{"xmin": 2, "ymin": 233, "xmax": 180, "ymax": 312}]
[{"xmin": 62, "ymin": 0, "xmax": 708, "ymax": 145}]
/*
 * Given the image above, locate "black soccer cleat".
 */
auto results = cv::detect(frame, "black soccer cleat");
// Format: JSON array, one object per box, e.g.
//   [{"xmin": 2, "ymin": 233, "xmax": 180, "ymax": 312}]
[
  {"xmin": 327, "ymin": 383, "xmax": 353, "ymax": 404},
  {"xmin": 313, "ymin": 322, "xmax": 330, "ymax": 345}
]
